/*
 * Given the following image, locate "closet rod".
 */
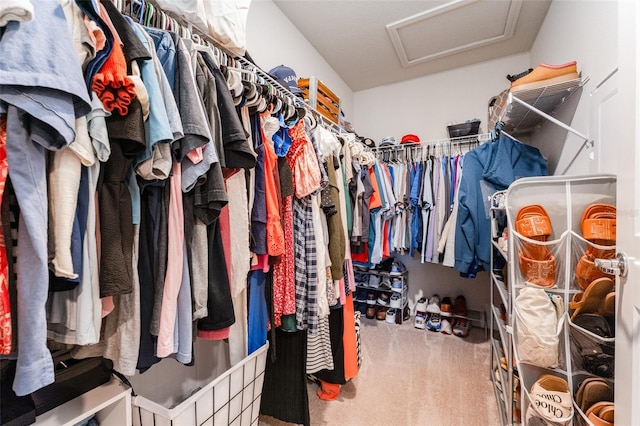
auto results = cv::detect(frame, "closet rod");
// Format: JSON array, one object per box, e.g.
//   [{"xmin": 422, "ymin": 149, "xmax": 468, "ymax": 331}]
[
  {"xmin": 122, "ymin": 0, "xmax": 352, "ymax": 137},
  {"xmin": 373, "ymin": 132, "xmax": 492, "ymax": 151}
]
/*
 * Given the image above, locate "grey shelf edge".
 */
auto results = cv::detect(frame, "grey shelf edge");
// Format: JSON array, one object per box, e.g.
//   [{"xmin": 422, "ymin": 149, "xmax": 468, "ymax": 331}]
[
  {"xmin": 491, "ymin": 272, "xmax": 509, "ymax": 309},
  {"xmin": 492, "ymin": 240, "xmax": 509, "ymax": 262},
  {"xmin": 491, "ymin": 337, "xmax": 511, "ymax": 414},
  {"xmin": 492, "ymin": 306, "xmax": 509, "ymax": 350},
  {"xmin": 491, "ymin": 368, "xmax": 509, "ymax": 426}
]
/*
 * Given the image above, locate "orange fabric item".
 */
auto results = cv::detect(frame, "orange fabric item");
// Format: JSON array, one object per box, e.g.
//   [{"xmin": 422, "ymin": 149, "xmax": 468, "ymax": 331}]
[
  {"xmin": 91, "ymin": 3, "xmax": 136, "ymax": 115},
  {"xmin": 350, "ymin": 242, "xmax": 369, "ymax": 263},
  {"xmin": 317, "ymin": 379, "xmax": 340, "ymax": 401},
  {"xmin": 0, "ymin": 115, "xmax": 11, "ymax": 355},
  {"xmin": 368, "ymin": 166, "xmax": 382, "ymax": 210},
  {"xmin": 286, "ymin": 120, "xmax": 321, "ymax": 198},
  {"xmin": 382, "ymin": 221, "xmax": 390, "ymax": 259},
  {"xmin": 342, "ymin": 294, "xmax": 359, "ymax": 380},
  {"xmin": 261, "ymin": 118, "xmax": 285, "ymax": 257}
]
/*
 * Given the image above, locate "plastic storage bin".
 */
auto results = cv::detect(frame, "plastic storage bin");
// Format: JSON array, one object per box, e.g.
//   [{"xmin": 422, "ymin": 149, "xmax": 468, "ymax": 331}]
[
  {"xmin": 132, "ymin": 343, "xmax": 269, "ymax": 426},
  {"xmin": 447, "ymin": 120, "xmax": 481, "ymax": 138}
]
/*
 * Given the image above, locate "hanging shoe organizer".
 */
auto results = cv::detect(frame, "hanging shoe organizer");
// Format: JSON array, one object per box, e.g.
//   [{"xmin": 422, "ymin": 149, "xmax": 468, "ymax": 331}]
[{"xmin": 490, "ymin": 174, "xmax": 617, "ymax": 426}]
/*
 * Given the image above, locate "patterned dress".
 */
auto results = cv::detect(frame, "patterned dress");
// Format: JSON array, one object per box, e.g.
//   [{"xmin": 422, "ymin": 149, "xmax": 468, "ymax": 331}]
[{"xmin": 0, "ymin": 115, "xmax": 12, "ymax": 354}]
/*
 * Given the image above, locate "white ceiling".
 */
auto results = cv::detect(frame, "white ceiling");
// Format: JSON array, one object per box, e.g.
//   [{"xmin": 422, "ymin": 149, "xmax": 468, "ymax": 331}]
[{"xmin": 273, "ymin": 0, "xmax": 552, "ymax": 91}]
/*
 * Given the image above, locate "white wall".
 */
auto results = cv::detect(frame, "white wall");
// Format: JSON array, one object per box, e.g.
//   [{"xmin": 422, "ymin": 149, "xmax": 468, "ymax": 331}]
[
  {"xmin": 352, "ymin": 54, "xmax": 533, "ymax": 315},
  {"xmin": 395, "ymin": 254, "xmax": 491, "ymax": 316},
  {"xmin": 528, "ymin": 0, "xmax": 618, "ymax": 175},
  {"xmin": 245, "ymin": 0, "xmax": 354, "ymax": 119},
  {"xmin": 353, "ymin": 53, "xmax": 531, "ymax": 143}
]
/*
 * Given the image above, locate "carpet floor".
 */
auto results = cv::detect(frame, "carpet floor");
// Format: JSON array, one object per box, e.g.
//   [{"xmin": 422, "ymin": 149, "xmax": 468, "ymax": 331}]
[{"xmin": 260, "ymin": 318, "xmax": 501, "ymax": 426}]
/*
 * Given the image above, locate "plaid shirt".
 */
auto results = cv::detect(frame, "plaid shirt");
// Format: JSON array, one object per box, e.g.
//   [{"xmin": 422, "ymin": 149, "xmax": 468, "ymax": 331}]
[{"xmin": 293, "ymin": 196, "xmax": 318, "ymax": 335}]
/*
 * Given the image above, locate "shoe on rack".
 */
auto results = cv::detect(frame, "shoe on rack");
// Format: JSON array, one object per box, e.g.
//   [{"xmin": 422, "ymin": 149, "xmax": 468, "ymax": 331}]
[
  {"xmin": 376, "ymin": 306, "xmax": 388, "ymax": 321},
  {"xmin": 426, "ymin": 294, "xmax": 441, "ymax": 314},
  {"xmin": 440, "ymin": 297, "xmax": 453, "ymax": 317},
  {"xmin": 403, "ymin": 305, "xmax": 410, "ymax": 322},
  {"xmin": 453, "ymin": 295, "xmax": 468, "ymax": 317},
  {"xmin": 354, "ymin": 302, "xmax": 367, "ymax": 315},
  {"xmin": 494, "ymin": 368, "xmax": 504, "ymax": 395},
  {"xmin": 527, "ymin": 374, "xmax": 573, "ymax": 424},
  {"xmin": 510, "ymin": 61, "xmax": 579, "ymax": 92},
  {"xmin": 453, "ymin": 318, "xmax": 470, "ymax": 337},
  {"xmin": 586, "ymin": 402, "xmax": 615, "ymax": 426},
  {"xmin": 375, "ymin": 257, "xmax": 395, "ymax": 273},
  {"xmin": 575, "ymin": 377, "xmax": 613, "ymax": 413},
  {"xmin": 366, "ymin": 305, "xmax": 376, "ymax": 319},
  {"xmin": 389, "ymin": 293, "xmax": 402, "ymax": 309},
  {"xmin": 389, "ymin": 260, "xmax": 406, "ymax": 276},
  {"xmin": 440, "ymin": 317, "xmax": 453, "ymax": 334},
  {"xmin": 391, "ymin": 278, "xmax": 403, "ymax": 292},
  {"xmin": 575, "ymin": 203, "xmax": 616, "ymax": 290},
  {"xmin": 499, "ymin": 303, "xmax": 507, "ymax": 322},
  {"xmin": 386, "ymin": 308, "xmax": 397, "ymax": 324},
  {"xmin": 367, "ymin": 292, "xmax": 377, "ymax": 305},
  {"xmin": 354, "ymin": 288, "xmax": 368, "ymax": 303},
  {"xmin": 368, "ymin": 275, "xmax": 380, "ymax": 289},
  {"xmin": 379, "ymin": 277, "xmax": 392, "ymax": 291},
  {"xmin": 415, "ymin": 297, "xmax": 428, "ymax": 313},
  {"xmin": 427, "ymin": 313, "xmax": 441, "ymax": 332},
  {"xmin": 353, "ymin": 262, "xmax": 369, "ymax": 272},
  {"xmin": 414, "ymin": 310, "xmax": 427, "ymax": 330},
  {"xmin": 377, "ymin": 292, "xmax": 390, "ymax": 306},
  {"xmin": 515, "ymin": 205, "xmax": 556, "ymax": 287}
]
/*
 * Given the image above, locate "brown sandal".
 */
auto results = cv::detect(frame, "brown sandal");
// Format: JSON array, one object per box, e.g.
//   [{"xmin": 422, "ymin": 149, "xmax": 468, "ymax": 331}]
[
  {"xmin": 576, "ymin": 204, "xmax": 616, "ymax": 290},
  {"xmin": 586, "ymin": 401, "xmax": 615, "ymax": 426},
  {"xmin": 516, "ymin": 205, "xmax": 556, "ymax": 287},
  {"xmin": 569, "ymin": 277, "xmax": 615, "ymax": 320},
  {"xmin": 575, "ymin": 377, "xmax": 613, "ymax": 413}
]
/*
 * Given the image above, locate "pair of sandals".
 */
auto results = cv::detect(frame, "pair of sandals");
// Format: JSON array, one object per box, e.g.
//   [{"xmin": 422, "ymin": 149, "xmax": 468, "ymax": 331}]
[
  {"xmin": 516, "ymin": 203, "xmax": 617, "ymax": 289},
  {"xmin": 569, "ymin": 277, "xmax": 615, "ymax": 321},
  {"xmin": 575, "ymin": 203, "xmax": 617, "ymax": 290},
  {"xmin": 526, "ymin": 374, "xmax": 573, "ymax": 425},
  {"xmin": 516, "ymin": 205, "xmax": 556, "ymax": 287},
  {"xmin": 575, "ymin": 377, "xmax": 614, "ymax": 426}
]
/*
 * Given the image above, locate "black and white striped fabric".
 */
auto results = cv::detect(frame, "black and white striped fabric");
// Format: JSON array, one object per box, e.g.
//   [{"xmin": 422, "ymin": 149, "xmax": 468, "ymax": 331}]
[
  {"xmin": 306, "ymin": 315, "xmax": 334, "ymax": 374},
  {"xmin": 354, "ymin": 311, "xmax": 362, "ymax": 369}
]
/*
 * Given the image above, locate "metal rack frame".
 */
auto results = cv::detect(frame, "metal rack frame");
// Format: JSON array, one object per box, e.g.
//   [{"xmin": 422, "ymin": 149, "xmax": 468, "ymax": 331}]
[{"xmin": 499, "ymin": 77, "xmax": 591, "ymax": 146}]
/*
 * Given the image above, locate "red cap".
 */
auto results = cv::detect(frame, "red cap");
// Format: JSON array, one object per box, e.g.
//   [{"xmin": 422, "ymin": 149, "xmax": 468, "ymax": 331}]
[{"xmin": 401, "ymin": 134, "xmax": 420, "ymax": 144}]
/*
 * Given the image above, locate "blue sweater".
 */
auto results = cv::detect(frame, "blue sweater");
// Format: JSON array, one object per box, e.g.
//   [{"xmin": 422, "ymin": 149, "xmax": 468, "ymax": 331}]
[{"xmin": 454, "ymin": 134, "xmax": 548, "ymax": 274}]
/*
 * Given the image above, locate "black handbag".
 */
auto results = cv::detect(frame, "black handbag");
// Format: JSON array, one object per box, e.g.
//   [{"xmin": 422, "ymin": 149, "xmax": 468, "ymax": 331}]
[{"xmin": 30, "ymin": 351, "xmax": 114, "ymax": 416}]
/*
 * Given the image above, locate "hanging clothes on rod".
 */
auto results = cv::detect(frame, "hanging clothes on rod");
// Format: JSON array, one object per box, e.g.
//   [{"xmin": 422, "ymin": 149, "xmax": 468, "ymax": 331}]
[
  {"xmin": 453, "ymin": 131, "xmax": 549, "ymax": 277},
  {"xmin": 0, "ymin": 6, "xmax": 361, "ymax": 424},
  {"xmin": 351, "ymin": 134, "xmax": 487, "ymax": 269}
]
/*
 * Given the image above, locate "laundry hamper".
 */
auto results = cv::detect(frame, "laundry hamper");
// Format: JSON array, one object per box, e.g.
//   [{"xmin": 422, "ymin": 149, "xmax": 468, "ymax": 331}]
[{"xmin": 132, "ymin": 343, "xmax": 269, "ymax": 426}]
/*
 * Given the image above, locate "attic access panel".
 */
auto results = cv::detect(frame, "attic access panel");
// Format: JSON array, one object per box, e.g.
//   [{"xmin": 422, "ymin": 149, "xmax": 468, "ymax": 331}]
[{"xmin": 387, "ymin": 0, "xmax": 523, "ymax": 67}]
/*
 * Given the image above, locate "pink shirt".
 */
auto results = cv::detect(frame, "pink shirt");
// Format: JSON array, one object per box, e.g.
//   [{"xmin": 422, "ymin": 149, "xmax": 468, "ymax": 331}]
[{"xmin": 156, "ymin": 162, "xmax": 184, "ymax": 357}]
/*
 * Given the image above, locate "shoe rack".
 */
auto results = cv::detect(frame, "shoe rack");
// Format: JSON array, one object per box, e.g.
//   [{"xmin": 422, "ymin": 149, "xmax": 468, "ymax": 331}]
[
  {"xmin": 353, "ymin": 267, "xmax": 409, "ymax": 325},
  {"xmin": 490, "ymin": 174, "xmax": 617, "ymax": 426},
  {"xmin": 489, "ymin": 190, "xmax": 517, "ymax": 426}
]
